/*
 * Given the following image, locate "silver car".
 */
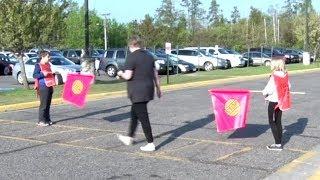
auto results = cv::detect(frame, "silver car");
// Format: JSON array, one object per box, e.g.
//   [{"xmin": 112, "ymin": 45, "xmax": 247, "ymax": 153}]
[{"xmin": 12, "ymin": 56, "xmax": 81, "ymax": 85}]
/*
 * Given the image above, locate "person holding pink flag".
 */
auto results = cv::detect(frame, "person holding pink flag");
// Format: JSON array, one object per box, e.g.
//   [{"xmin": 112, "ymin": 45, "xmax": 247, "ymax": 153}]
[{"xmin": 262, "ymin": 59, "xmax": 291, "ymax": 151}]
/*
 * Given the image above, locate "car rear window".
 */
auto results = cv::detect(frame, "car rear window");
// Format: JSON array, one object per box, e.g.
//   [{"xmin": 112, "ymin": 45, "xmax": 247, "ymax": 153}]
[{"xmin": 106, "ymin": 51, "xmax": 114, "ymax": 58}]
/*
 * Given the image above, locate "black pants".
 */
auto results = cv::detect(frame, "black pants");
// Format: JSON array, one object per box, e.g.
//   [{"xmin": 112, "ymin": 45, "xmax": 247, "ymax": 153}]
[
  {"xmin": 128, "ymin": 102, "xmax": 153, "ymax": 143},
  {"xmin": 39, "ymin": 86, "xmax": 53, "ymax": 123},
  {"xmin": 268, "ymin": 102, "xmax": 283, "ymax": 144}
]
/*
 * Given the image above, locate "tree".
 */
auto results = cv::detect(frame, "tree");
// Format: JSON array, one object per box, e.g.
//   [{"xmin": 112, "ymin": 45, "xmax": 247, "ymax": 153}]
[
  {"xmin": 63, "ymin": 5, "xmax": 104, "ymax": 49},
  {"xmin": 138, "ymin": 15, "xmax": 156, "ymax": 47},
  {"xmin": 156, "ymin": 0, "xmax": 177, "ymax": 27},
  {"xmin": 231, "ymin": 6, "xmax": 240, "ymax": 24},
  {"xmin": 0, "ymin": 0, "xmax": 71, "ymax": 88},
  {"xmin": 181, "ymin": 0, "xmax": 205, "ymax": 38},
  {"xmin": 208, "ymin": 0, "xmax": 220, "ymax": 25}
]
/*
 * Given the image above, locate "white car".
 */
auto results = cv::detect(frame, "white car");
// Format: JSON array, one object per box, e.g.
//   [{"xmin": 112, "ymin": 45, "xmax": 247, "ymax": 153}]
[
  {"xmin": 171, "ymin": 49, "xmax": 225, "ymax": 71},
  {"xmin": 23, "ymin": 53, "xmax": 38, "ymax": 62},
  {"xmin": 185, "ymin": 46, "xmax": 243, "ymax": 67},
  {"xmin": 12, "ymin": 56, "xmax": 81, "ymax": 85}
]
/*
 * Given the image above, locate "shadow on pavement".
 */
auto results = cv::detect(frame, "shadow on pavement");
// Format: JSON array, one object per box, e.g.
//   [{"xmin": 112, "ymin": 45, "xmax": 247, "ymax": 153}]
[
  {"xmin": 155, "ymin": 114, "xmax": 213, "ymax": 150},
  {"xmin": 54, "ymin": 105, "xmax": 130, "ymax": 123},
  {"xmin": 103, "ymin": 112, "xmax": 131, "ymax": 122},
  {"xmin": 228, "ymin": 124, "xmax": 270, "ymax": 139},
  {"xmin": 283, "ymin": 118, "xmax": 308, "ymax": 145}
]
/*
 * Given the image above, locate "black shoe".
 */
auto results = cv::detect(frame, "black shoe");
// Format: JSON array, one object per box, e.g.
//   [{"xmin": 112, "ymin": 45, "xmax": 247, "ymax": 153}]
[{"xmin": 267, "ymin": 144, "xmax": 283, "ymax": 151}]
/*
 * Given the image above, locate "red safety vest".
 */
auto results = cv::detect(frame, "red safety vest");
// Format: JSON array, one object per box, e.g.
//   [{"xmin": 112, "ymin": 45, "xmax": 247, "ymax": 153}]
[
  {"xmin": 273, "ymin": 72, "xmax": 291, "ymax": 111},
  {"xmin": 34, "ymin": 63, "xmax": 56, "ymax": 92}
]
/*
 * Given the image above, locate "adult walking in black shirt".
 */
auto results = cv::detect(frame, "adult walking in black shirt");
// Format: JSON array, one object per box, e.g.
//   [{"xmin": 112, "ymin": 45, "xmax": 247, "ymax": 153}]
[{"xmin": 117, "ymin": 35, "xmax": 162, "ymax": 152}]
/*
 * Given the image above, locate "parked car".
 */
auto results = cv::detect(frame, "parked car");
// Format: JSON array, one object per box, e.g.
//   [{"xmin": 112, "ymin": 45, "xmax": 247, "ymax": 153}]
[
  {"xmin": 250, "ymin": 47, "xmax": 286, "ymax": 62},
  {"xmin": 22, "ymin": 53, "xmax": 38, "ymax": 62},
  {"xmin": 147, "ymin": 51, "xmax": 177, "ymax": 75},
  {"xmin": 101, "ymin": 48, "xmax": 128, "ymax": 77},
  {"xmin": 185, "ymin": 47, "xmax": 243, "ymax": 67},
  {"xmin": 61, "ymin": 49, "xmax": 82, "ymax": 64},
  {"xmin": 242, "ymin": 51, "xmax": 272, "ymax": 66},
  {"xmin": 275, "ymin": 47, "xmax": 300, "ymax": 63},
  {"xmin": 12, "ymin": 56, "xmax": 81, "ymax": 85},
  {"xmin": 168, "ymin": 54, "xmax": 197, "ymax": 73},
  {"xmin": 171, "ymin": 49, "xmax": 226, "ymax": 71},
  {"xmin": 0, "ymin": 53, "xmax": 17, "ymax": 75}
]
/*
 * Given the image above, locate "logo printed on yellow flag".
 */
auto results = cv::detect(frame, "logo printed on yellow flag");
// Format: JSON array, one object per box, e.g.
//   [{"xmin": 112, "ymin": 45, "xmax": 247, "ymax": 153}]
[
  {"xmin": 224, "ymin": 99, "xmax": 241, "ymax": 117},
  {"xmin": 72, "ymin": 80, "xmax": 84, "ymax": 95}
]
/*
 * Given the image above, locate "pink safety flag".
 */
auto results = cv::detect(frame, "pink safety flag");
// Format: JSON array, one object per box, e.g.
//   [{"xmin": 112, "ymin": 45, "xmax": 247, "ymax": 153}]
[
  {"xmin": 209, "ymin": 89, "xmax": 251, "ymax": 133},
  {"xmin": 62, "ymin": 73, "xmax": 94, "ymax": 108}
]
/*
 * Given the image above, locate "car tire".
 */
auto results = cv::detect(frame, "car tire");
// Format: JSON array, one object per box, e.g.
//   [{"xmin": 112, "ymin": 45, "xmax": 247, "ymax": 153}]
[
  {"xmin": 55, "ymin": 74, "xmax": 63, "ymax": 85},
  {"xmin": 204, "ymin": 62, "xmax": 213, "ymax": 71},
  {"xmin": 106, "ymin": 65, "xmax": 117, "ymax": 77},
  {"xmin": 17, "ymin": 72, "xmax": 24, "ymax": 85},
  {"xmin": 4, "ymin": 66, "xmax": 11, "ymax": 75},
  {"xmin": 264, "ymin": 60, "xmax": 271, "ymax": 66}
]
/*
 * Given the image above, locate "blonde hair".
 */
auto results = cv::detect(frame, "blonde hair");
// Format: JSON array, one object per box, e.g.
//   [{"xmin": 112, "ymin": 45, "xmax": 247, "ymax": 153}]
[{"xmin": 270, "ymin": 59, "xmax": 286, "ymax": 72}]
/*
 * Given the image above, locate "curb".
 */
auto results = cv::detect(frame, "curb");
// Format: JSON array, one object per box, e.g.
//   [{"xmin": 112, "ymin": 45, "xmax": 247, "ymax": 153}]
[{"xmin": 1, "ymin": 68, "xmax": 320, "ymax": 112}]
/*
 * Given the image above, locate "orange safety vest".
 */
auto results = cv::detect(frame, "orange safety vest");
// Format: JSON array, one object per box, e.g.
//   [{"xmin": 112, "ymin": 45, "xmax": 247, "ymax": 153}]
[
  {"xmin": 273, "ymin": 72, "xmax": 291, "ymax": 111},
  {"xmin": 34, "ymin": 63, "xmax": 56, "ymax": 92}
]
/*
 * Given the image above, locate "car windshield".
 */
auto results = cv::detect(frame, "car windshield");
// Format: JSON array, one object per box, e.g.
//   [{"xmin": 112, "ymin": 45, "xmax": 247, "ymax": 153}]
[
  {"xmin": 50, "ymin": 57, "xmax": 74, "ymax": 66},
  {"xmin": 227, "ymin": 49, "xmax": 240, "ymax": 55},
  {"xmin": 49, "ymin": 51, "xmax": 63, "ymax": 57},
  {"xmin": 218, "ymin": 49, "xmax": 229, "ymax": 54},
  {"xmin": 96, "ymin": 49, "xmax": 105, "ymax": 54}
]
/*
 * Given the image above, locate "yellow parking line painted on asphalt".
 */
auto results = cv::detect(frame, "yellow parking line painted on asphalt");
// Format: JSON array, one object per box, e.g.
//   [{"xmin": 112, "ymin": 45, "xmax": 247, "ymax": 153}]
[
  {"xmin": 308, "ymin": 169, "xmax": 320, "ymax": 180},
  {"xmin": 278, "ymin": 151, "xmax": 318, "ymax": 173},
  {"xmin": 28, "ymin": 128, "xmax": 84, "ymax": 138},
  {"xmin": 179, "ymin": 137, "xmax": 241, "ymax": 146},
  {"xmin": 287, "ymin": 148, "xmax": 310, "ymax": 153},
  {"xmin": 215, "ymin": 147, "xmax": 252, "ymax": 161},
  {"xmin": 0, "ymin": 134, "xmax": 47, "ymax": 144},
  {"xmin": 156, "ymin": 141, "xmax": 204, "ymax": 155},
  {"xmin": 66, "ymin": 133, "xmax": 115, "ymax": 144}
]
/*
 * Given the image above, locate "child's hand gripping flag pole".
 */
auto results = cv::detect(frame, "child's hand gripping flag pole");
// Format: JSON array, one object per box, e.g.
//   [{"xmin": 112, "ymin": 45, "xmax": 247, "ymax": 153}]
[
  {"xmin": 62, "ymin": 73, "xmax": 95, "ymax": 108},
  {"xmin": 209, "ymin": 89, "xmax": 251, "ymax": 133}
]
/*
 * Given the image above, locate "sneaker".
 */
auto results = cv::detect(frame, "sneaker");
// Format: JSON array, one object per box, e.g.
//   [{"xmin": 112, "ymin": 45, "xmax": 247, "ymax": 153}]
[
  {"xmin": 267, "ymin": 144, "xmax": 283, "ymax": 151},
  {"xmin": 140, "ymin": 143, "xmax": 156, "ymax": 152},
  {"xmin": 117, "ymin": 134, "xmax": 133, "ymax": 146},
  {"xmin": 48, "ymin": 121, "xmax": 53, "ymax": 125},
  {"xmin": 37, "ymin": 122, "xmax": 49, "ymax": 127}
]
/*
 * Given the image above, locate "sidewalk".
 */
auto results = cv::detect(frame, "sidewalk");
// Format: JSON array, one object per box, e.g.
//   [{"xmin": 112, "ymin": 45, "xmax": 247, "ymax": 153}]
[{"xmin": 265, "ymin": 144, "xmax": 320, "ymax": 180}]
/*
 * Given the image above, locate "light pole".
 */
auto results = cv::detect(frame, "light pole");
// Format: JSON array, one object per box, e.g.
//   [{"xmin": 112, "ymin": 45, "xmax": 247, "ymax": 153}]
[
  {"xmin": 102, "ymin": 13, "xmax": 110, "ymax": 51},
  {"xmin": 84, "ymin": 0, "xmax": 89, "ymax": 57}
]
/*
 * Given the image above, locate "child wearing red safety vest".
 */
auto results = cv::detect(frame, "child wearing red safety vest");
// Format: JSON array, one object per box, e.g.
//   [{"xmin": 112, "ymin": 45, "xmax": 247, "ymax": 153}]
[
  {"xmin": 262, "ymin": 59, "xmax": 291, "ymax": 151},
  {"xmin": 33, "ymin": 51, "xmax": 56, "ymax": 126}
]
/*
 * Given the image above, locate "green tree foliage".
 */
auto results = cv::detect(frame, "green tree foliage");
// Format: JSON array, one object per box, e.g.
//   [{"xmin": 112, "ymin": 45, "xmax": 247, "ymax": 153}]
[
  {"xmin": 63, "ymin": 4, "xmax": 104, "ymax": 49},
  {"xmin": 231, "ymin": 6, "xmax": 240, "ymax": 24},
  {"xmin": 208, "ymin": 0, "xmax": 220, "ymax": 25},
  {"xmin": 0, "ymin": 0, "xmax": 71, "ymax": 51},
  {"xmin": 181, "ymin": 0, "xmax": 205, "ymax": 37}
]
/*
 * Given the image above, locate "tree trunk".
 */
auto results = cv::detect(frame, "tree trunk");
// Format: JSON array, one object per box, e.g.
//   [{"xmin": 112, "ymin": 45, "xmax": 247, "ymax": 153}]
[{"xmin": 17, "ymin": 52, "xmax": 30, "ymax": 89}]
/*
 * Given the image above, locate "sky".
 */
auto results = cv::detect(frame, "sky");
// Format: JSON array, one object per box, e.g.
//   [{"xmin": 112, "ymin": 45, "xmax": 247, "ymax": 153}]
[{"xmin": 75, "ymin": 0, "xmax": 320, "ymax": 23}]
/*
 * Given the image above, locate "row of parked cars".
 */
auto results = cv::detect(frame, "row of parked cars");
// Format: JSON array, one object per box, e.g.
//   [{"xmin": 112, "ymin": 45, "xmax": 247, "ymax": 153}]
[{"xmin": 0, "ymin": 46, "xmax": 314, "ymax": 85}]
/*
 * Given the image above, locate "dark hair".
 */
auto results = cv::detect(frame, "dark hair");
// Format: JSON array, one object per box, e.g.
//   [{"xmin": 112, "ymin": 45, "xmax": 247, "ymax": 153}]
[
  {"xmin": 128, "ymin": 35, "xmax": 143, "ymax": 48},
  {"xmin": 39, "ymin": 50, "xmax": 49, "ymax": 58}
]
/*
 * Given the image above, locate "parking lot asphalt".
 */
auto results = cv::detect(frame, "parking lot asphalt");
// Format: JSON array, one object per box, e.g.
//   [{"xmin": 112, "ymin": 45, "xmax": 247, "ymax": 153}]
[{"xmin": 0, "ymin": 71, "xmax": 319, "ymax": 179}]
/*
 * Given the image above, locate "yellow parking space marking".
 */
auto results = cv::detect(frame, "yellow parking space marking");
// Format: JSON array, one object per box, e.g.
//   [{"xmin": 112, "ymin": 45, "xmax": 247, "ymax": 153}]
[
  {"xmin": 28, "ymin": 128, "xmax": 84, "ymax": 138},
  {"xmin": 0, "ymin": 133, "xmax": 192, "ymax": 163},
  {"xmin": 156, "ymin": 141, "xmax": 204, "ymax": 155},
  {"xmin": 215, "ymin": 147, "xmax": 252, "ymax": 161},
  {"xmin": 308, "ymin": 169, "xmax": 320, "ymax": 180},
  {"xmin": 278, "ymin": 151, "xmax": 318, "ymax": 173},
  {"xmin": 179, "ymin": 137, "xmax": 241, "ymax": 146},
  {"xmin": 66, "ymin": 133, "xmax": 115, "ymax": 144},
  {"xmin": 287, "ymin": 148, "xmax": 310, "ymax": 153},
  {"xmin": 0, "ymin": 135, "xmax": 46, "ymax": 144}
]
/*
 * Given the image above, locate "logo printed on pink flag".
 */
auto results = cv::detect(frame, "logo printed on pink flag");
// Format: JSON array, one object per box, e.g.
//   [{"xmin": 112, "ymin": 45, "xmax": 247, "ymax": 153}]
[
  {"xmin": 62, "ymin": 73, "xmax": 94, "ymax": 108},
  {"xmin": 209, "ymin": 89, "xmax": 251, "ymax": 133}
]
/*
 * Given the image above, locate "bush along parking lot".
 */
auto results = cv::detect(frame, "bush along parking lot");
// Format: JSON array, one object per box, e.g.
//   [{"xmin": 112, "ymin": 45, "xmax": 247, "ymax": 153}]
[{"xmin": 0, "ymin": 62, "xmax": 319, "ymax": 106}]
